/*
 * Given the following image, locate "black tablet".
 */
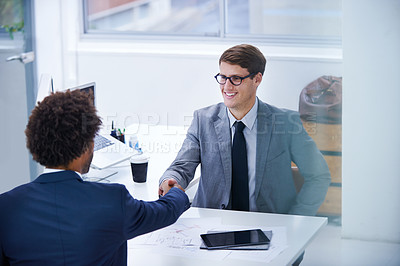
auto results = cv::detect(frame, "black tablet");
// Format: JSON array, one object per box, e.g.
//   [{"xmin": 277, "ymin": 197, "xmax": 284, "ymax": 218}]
[{"xmin": 200, "ymin": 229, "xmax": 270, "ymax": 250}]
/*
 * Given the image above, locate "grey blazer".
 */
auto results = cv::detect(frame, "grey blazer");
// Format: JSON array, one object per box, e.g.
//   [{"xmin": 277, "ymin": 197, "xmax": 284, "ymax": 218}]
[{"xmin": 160, "ymin": 99, "xmax": 331, "ymax": 216}]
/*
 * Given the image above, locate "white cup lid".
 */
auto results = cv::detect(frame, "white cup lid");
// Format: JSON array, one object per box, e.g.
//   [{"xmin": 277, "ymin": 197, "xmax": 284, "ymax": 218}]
[{"xmin": 130, "ymin": 153, "xmax": 149, "ymax": 164}]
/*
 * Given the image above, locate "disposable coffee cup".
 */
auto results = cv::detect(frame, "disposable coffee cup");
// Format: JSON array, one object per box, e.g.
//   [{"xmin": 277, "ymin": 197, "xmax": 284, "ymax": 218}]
[{"xmin": 130, "ymin": 153, "xmax": 149, "ymax": 183}]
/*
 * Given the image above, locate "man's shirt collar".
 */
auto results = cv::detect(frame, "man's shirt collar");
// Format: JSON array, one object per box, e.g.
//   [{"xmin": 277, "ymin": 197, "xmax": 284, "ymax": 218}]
[
  {"xmin": 227, "ymin": 97, "xmax": 258, "ymax": 130},
  {"xmin": 43, "ymin": 168, "xmax": 82, "ymax": 179}
]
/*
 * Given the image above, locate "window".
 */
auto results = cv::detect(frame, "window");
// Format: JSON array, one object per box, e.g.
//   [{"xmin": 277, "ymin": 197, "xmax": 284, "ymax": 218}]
[
  {"xmin": 0, "ymin": 0, "xmax": 23, "ymax": 39},
  {"xmin": 83, "ymin": 0, "xmax": 341, "ymax": 46}
]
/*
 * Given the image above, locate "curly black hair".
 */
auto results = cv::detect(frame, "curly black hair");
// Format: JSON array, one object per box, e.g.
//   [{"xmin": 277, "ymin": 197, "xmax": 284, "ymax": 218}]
[{"xmin": 25, "ymin": 89, "xmax": 102, "ymax": 168}]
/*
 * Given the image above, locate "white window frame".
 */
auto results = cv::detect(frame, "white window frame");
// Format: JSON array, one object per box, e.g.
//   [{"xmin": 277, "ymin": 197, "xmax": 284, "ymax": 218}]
[{"xmin": 81, "ymin": 0, "xmax": 342, "ymax": 48}]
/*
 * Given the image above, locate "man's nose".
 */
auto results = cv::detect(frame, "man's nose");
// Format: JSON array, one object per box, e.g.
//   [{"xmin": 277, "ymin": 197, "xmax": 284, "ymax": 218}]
[{"xmin": 223, "ymin": 80, "xmax": 234, "ymax": 90}]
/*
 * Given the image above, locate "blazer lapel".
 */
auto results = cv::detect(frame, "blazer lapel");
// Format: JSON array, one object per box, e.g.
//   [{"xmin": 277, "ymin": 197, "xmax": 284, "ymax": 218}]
[
  {"xmin": 213, "ymin": 106, "xmax": 232, "ymax": 191},
  {"xmin": 255, "ymin": 101, "xmax": 274, "ymax": 198}
]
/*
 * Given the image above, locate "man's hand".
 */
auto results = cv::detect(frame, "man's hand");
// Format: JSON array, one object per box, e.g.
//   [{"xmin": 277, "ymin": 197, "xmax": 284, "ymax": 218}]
[{"xmin": 158, "ymin": 178, "xmax": 185, "ymax": 197}]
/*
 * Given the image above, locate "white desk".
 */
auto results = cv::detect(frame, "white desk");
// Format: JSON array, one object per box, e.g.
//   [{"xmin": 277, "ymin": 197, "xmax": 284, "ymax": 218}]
[
  {"xmin": 103, "ymin": 163, "xmax": 326, "ymax": 266},
  {"xmin": 128, "ymin": 208, "xmax": 326, "ymax": 266},
  {"xmin": 96, "ymin": 124, "xmax": 327, "ymax": 265}
]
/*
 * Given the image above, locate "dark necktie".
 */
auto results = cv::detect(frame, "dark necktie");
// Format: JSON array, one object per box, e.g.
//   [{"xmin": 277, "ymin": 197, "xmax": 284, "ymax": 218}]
[{"xmin": 231, "ymin": 121, "xmax": 249, "ymax": 211}]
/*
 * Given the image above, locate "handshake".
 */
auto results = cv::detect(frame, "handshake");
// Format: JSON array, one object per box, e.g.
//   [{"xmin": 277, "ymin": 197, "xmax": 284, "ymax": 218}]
[{"xmin": 158, "ymin": 178, "xmax": 185, "ymax": 197}]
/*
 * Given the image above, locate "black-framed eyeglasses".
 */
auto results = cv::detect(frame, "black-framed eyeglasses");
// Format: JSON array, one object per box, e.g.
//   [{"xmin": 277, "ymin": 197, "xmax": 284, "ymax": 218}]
[{"xmin": 214, "ymin": 73, "xmax": 256, "ymax": 86}]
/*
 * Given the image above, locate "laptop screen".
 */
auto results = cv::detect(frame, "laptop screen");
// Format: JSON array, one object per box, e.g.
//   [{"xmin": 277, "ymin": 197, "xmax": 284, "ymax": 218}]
[{"xmin": 66, "ymin": 82, "xmax": 96, "ymax": 106}]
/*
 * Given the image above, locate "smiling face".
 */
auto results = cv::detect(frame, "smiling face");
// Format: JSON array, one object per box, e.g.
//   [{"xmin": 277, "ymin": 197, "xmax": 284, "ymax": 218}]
[{"xmin": 219, "ymin": 62, "xmax": 262, "ymax": 120}]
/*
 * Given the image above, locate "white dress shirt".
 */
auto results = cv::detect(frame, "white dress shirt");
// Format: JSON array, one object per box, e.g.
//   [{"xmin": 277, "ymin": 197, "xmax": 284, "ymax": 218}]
[{"xmin": 43, "ymin": 168, "xmax": 82, "ymax": 179}]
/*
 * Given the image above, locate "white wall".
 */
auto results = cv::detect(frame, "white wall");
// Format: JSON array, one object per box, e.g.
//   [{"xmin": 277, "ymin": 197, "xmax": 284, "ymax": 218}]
[
  {"xmin": 75, "ymin": 46, "xmax": 342, "ymax": 130},
  {"xmin": 34, "ymin": 0, "xmax": 64, "ymax": 89},
  {"xmin": 342, "ymin": 0, "xmax": 400, "ymax": 243}
]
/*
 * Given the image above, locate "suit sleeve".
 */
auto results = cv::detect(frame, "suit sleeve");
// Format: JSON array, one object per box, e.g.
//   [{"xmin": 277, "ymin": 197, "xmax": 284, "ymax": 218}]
[
  {"xmin": 0, "ymin": 241, "xmax": 7, "ymax": 266},
  {"xmin": 123, "ymin": 187, "xmax": 190, "ymax": 239},
  {"xmin": 288, "ymin": 112, "xmax": 331, "ymax": 215},
  {"xmin": 159, "ymin": 110, "xmax": 201, "ymax": 188}
]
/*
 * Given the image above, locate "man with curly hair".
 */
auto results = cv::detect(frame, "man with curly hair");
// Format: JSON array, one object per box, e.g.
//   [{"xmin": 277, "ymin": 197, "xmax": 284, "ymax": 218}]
[{"xmin": 0, "ymin": 90, "xmax": 190, "ymax": 265}]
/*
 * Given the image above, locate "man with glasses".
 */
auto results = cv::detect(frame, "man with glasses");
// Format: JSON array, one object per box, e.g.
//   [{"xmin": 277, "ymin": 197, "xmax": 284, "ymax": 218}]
[{"xmin": 159, "ymin": 44, "xmax": 330, "ymax": 217}]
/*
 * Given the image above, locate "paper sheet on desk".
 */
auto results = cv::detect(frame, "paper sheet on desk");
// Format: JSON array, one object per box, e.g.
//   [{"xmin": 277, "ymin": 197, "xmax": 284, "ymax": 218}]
[
  {"xmin": 129, "ymin": 218, "xmax": 288, "ymax": 263},
  {"xmin": 130, "ymin": 217, "xmax": 226, "ymax": 260}
]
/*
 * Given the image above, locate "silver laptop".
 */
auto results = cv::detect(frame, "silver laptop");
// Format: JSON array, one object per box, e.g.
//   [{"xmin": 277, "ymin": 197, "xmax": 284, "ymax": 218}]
[{"xmin": 65, "ymin": 82, "xmax": 134, "ymax": 170}]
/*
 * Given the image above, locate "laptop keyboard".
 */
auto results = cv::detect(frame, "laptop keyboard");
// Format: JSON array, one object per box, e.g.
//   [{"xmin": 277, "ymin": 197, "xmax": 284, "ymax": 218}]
[{"xmin": 94, "ymin": 135, "xmax": 115, "ymax": 151}]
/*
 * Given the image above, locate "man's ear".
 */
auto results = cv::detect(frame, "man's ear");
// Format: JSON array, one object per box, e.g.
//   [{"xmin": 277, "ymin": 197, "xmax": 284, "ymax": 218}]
[{"xmin": 254, "ymin": 72, "xmax": 263, "ymax": 86}]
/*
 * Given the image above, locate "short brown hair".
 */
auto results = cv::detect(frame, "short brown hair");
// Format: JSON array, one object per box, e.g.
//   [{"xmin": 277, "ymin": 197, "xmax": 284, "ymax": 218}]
[
  {"xmin": 25, "ymin": 90, "xmax": 102, "ymax": 168},
  {"xmin": 219, "ymin": 44, "xmax": 266, "ymax": 75}
]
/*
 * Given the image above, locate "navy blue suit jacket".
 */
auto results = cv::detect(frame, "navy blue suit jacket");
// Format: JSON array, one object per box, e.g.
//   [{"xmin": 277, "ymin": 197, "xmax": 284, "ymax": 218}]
[{"xmin": 0, "ymin": 171, "xmax": 190, "ymax": 265}]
